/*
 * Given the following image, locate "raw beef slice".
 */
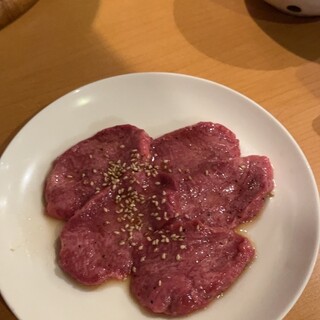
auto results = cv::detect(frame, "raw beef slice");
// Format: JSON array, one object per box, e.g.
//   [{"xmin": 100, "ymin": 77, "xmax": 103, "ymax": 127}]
[
  {"xmin": 59, "ymin": 170, "xmax": 178, "ymax": 285},
  {"xmin": 152, "ymin": 122, "xmax": 240, "ymax": 173},
  {"xmin": 131, "ymin": 221, "xmax": 255, "ymax": 316},
  {"xmin": 59, "ymin": 186, "xmax": 134, "ymax": 285},
  {"xmin": 45, "ymin": 124, "xmax": 152, "ymax": 220},
  {"xmin": 174, "ymin": 156, "xmax": 274, "ymax": 228}
]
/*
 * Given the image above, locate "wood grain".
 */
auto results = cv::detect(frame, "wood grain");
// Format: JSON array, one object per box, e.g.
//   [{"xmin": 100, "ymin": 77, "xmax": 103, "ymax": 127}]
[
  {"xmin": 0, "ymin": 0, "xmax": 38, "ymax": 29},
  {"xmin": 0, "ymin": 0, "xmax": 319, "ymax": 319}
]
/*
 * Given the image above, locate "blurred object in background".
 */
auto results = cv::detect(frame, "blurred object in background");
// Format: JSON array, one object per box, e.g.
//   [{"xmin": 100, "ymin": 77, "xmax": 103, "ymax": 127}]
[
  {"xmin": 0, "ymin": 0, "xmax": 38, "ymax": 29},
  {"xmin": 264, "ymin": 0, "xmax": 320, "ymax": 16}
]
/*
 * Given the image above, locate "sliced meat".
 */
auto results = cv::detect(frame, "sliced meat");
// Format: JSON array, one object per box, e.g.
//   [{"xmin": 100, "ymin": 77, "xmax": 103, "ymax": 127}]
[
  {"xmin": 59, "ymin": 183, "xmax": 145, "ymax": 286},
  {"xmin": 175, "ymin": 156, "xmax": 274, "ymax": 228},
  {"xmin": 45, "ymin": 125, "xmax": 152, "ymax": 220},
  {"xmin": 152, "ymin": 122, "xmax": 240, "ymax": 174},
  {"xmin": 131, "ymin": 221, "xmax": 255, "ymax": 316},
  {"xmin": 52, "ymin": 122, "xmax": 274, "ymax": 317},
  {"xmin": 59, "ymin": 172, "xmax": 177, "ymax": 285}
]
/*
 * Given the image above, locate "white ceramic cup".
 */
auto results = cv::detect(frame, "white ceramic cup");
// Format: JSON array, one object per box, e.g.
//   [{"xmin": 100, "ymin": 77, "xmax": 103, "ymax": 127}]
[{"xmin": 264, "ymin": 0, "xmax": 320, "ymax": 16}]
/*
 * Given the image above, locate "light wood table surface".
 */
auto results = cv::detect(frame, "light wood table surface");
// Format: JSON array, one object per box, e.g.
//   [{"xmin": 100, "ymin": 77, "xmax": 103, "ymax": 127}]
[{"xmin": 0, "ymin": 0, "xmax": 319, "ymax": 319}]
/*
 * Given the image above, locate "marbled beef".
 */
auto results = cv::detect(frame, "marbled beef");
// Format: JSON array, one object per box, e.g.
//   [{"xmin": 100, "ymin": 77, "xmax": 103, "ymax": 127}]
[
  {"xmin": 152, "ymin": 122, "xmax": 240, "ymax": 172},
  {"xmin": 49, "ymin": 122, "xmax": 274, "ymax": 316},
  {"xmin": 171, "ymin": 156, "xmax": 274, "ymax": 228},
  {"xmin": 45, "ymin": 125, "xmax": 152, "ymax": 220},
  {"xmin": 131, "ymin": 220, "xmax": 255, "ymax": 316},
  {"xmin": 59, "ymin": 168, "xmax": 178, "ymax": 285}
]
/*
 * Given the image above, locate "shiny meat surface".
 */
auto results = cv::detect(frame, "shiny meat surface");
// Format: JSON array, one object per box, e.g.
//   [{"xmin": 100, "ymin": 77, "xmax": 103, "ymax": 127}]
[
  {"xmin": 131, "ymin": 221, "xmax": 255, "ymax": 316},
  {"xmin": 45, "ymin": 124, "xmax": 152, "ymax": 220}
]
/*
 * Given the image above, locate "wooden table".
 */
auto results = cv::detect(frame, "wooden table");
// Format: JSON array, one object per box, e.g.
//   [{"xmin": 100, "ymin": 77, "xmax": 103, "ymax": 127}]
[{"xmin": 0, "ymin": 0, "xmax": 319, "ymax": 319}]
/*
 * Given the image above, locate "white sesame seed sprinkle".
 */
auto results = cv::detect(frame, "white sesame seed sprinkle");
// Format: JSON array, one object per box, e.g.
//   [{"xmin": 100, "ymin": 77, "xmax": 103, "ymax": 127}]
[
  {"xmin": 176, "ymin": 254, "xmax": 182, "ymax": 261},
  {"xmin": 161, "ymin": 253, "xmax": 167, "ymax": 260}
]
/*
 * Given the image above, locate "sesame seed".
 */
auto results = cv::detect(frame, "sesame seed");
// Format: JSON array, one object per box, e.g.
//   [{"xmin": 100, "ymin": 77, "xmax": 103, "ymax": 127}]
[
  {"xmin": 205, "ymin": 170, "xmax": 209, "ymax": 176},
  {"xmin": 155, "ymin": 181, "xmax": 161, "ymax": 185},
  {"xmin": 92, "ymin": 169, "xmax": 97, "ymax": 173},
  {"xmin": 103, "ymin": 207, "xmax": 109, "ymax": 213},
  {"xmin": 179, "ymin": 226, "xmax": 183, "ymax": 233},
  {"xmin": 82, "ymin": 173, "xmax": 86, "ymax": 177},
  {"xmin": 105, "ymin": 221, "xmax": 110, "ymax": 225},
  {"xmin": 162, "ymin": 191, "xmax": 167, "ymax": 196},
  {"xmin": 89, "ymin": 154, "xmax": 93, "ymax": 159},
  {"xmin": 156, "ymin": 217, "xmax": 162, "ymax": 221},
  {"xmin": 120, "ymin": 145, "xmax": 125, "ymax": 149},
  {"xmin": 140, "ymin": 256, "xmax": 146, "ymax": 262},
  {"xmin": 147, "ymin": 237, "xmax": 152, "ymax": 242},
  {"xmin": 180, "ymin": 245, "xmax": 187, "ymax": 249},
  {"xmin": 152, "ymin": 240, "xmax": 157, "ymax": 245},
  {"xmin": 188, "ymin": 175, "xmax": 193, "ymax": 180},
  {"xmin": 196, "ymin": 224, "xmax": 200, "ymax": 231},
  {"xmin": 158, "ymin": 280, "xmax": 162, "ymax": 286},
  {"xmin": 138, "ymin": 245, "xmax": 143, "ymax": 250},
  {"xmin": 154, "ymin": 248, "xmax": 159, "ymax": 252},
  {"xmin": 161, "ymin": 198, "xmax": 166, "ymax": 204},
  {"xmin": 114, "ymin": 231, "xmax": 120, "ymax": 235},
  {"xmin": 132, "ymin": 266, "xmax": 137, "ymax": 273},
  {"xmin": 163, "ymin": 159, "xmax": 169, "ymax": 163},
  {"xmin": 161, "ymin": 253, "xmax": 167, "ymax": 260},
  {"xmin": 176, "ymin": 254, "xmax": 182, "ymax": 261},
  {"xmin": 119, "ymin": 241, "xmax": 125, "ymax": 246}
]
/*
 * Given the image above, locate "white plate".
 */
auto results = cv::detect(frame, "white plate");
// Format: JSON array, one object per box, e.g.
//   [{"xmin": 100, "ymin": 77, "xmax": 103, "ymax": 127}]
[{"xmin": 0, "ymin": 73, "xmax": 319, "ymax": 320}]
